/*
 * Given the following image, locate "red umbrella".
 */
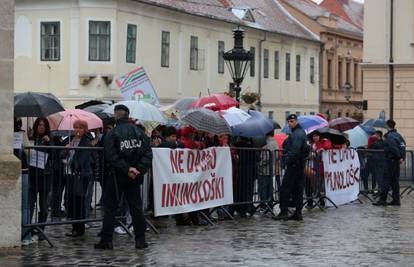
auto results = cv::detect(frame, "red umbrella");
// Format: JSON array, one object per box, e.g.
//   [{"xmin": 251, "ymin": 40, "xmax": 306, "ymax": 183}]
[
  {"xmin": 329, "ymin": 117, "xmax": 359, "ymax": 132},
  {"xmin": 190, "ymin": 94, "xmax": 239, "ymax": 111}
]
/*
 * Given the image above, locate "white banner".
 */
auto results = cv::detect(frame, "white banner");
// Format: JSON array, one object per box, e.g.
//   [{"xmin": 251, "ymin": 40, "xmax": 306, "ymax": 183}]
[
  {"xmin": 322, "ymin": 149, "xmax": 360, "ymax": 207},
  {"xmin": 29, "ymin": 150, "xmax": 48, "ymax": 169},
  {"xmin": 115, "ymin": 66, "xmax": 160, "ymax": 105},
  {"xmin": 152, "ymin": 147, "xmax": 233, "ymax": 216},
  {"xmin": 13, "ymin": 132, "xmax": 23, "ymax": 149}
]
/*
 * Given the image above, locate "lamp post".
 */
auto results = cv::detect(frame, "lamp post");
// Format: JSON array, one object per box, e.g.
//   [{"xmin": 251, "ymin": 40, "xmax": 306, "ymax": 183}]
[
  {"xmin": 342, "ymin": 81, "xmax": 367, "ymax": 110},
  {"xmin": 223, "ymin": 27, "xmax": 253, "ymax": 106}
]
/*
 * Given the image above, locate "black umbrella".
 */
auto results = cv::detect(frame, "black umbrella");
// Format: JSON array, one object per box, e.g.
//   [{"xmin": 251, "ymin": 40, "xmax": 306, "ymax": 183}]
[
  {"xmin": 83, "ymin": 103, "xmax": 112, "ymax": 120},
  {"xmin": 313, "ymin": 128, "xmax": 348, "ymax": 145},
  {"xmin": 14, "ymin": 92, "xmax": 65, "ymax": 117},
  {"xmin": 75, "ymin": 100, "xmax": 111, "ymax": 110}
]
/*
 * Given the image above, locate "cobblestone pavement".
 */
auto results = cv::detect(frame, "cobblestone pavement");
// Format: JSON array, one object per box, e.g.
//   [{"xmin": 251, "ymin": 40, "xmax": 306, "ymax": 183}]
[{"xmin": 2, "ymin": 194, "xmax": 414, "ymax": 267}]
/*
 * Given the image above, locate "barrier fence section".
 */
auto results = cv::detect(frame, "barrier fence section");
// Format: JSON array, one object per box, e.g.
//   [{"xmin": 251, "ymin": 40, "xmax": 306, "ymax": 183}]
[
  {"xmin": 21, "ymin": 145, "xmax": 141, "ymax": 247},
  {"xmin": 356, "ymin": 149, "xmax": 414, "ymax": 201},
  {"xmin": 20, "ymin": 145, "xmax": 414, "ymax": 245}
]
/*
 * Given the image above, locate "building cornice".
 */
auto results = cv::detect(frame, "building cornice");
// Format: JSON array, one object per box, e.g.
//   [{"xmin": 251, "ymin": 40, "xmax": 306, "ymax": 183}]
[{"xmin": 361, "ymin": 63, "xmax": 414, "ymax": 69}]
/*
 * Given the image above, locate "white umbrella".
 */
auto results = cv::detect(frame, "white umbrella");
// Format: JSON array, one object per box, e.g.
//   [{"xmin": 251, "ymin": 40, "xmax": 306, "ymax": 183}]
[
  {"xmin": 218, "ymin": 107, "xmax": 251, "ymax": 127},
  {"xmin": 345, "ymin": 126, "xmax": 369, "ymax": 148},
  {"xmin": 104, "ymin": 100, "xmax": 167, "ymax": 123}
]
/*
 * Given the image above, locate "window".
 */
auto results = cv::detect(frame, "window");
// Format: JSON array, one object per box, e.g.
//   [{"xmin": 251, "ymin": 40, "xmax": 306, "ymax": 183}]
[
  {"xmin": 285, "ymin": 111, "xmax": 290, "ymax": 119},
  {"xmin": 285, "ymin": 53, "xmax": 291, "ymax": 81},
  {"xmin": 250, "ymin": 47, "xmax": 255, "ymax": 77},
  {"xmin": 338, "ymin": 60, "xmax": 343, "ymax": 88},
  {"xmin": 354, "ymin": 63, "xmax": 358, "ymax": 91},
  {"xmin": 126, "ymin": 24, "xmax": 137, "ymax": 63},
  {"xmin": 310, "ymin": 57, "xmax": 315, "ymax": 84},
  {"xmin": 346, "ymin": 62, "xmax": 350, "ymax": 83},
  {"xmin": 310, "ymin": 112, "xmax": 315, "ymax": 115},
  {"xmin": 268, "ymin": 111, "xmax": 274, "ymax": 120},
  {"xmin": 296, "ymin": 55, "xmax": 301, "ymax": 82},
  {"xmin": 40, "ymin": 22, "xmax": 60, "ymax": 61},
  {"xmin": 274, "ymin": 51, "xmax": 279, "ymax": 79},
  {"xmin": 190, "ymin": 36, "xmax": 198, "ymax": 70},
  {"xmin": 161, "ymin": 31, "xmax": 170, "ymax": 67},
  {"xmin": 263, "ymin": 49, "xmax": 269, "ymax": 78},
  {"xmin": 328, "ymin": 59, "xmax": 332, "ymax": 89},
  {"xmin": 218, "ymin": 41, "xmax": 225, "ymax": 74},
  {"xmin": 89, "ymin": 21, "xmax": 110, "ymax": 61}
]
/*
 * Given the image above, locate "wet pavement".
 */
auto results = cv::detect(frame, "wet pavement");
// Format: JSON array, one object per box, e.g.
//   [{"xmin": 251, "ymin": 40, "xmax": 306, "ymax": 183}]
[{"xmin": 2, "ymin": 194, "xmax": 414, "ymax": 267}]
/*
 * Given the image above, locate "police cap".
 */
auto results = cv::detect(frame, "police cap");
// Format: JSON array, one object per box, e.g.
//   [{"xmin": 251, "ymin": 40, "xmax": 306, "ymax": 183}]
[
  {"xmin": 286, "ymin": 114, "xmax": 298, "ymax": 121},
  {"xmin": 114, "ymin": 104, "xmax": 130, "ymax": 114}
]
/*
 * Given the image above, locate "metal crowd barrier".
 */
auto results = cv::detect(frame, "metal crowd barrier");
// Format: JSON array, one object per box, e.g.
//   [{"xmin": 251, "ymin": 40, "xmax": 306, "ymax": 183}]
[
  {"xmin": 356, "ymin": 149, "xmax": 414, "ymax": 201},
  {"xmin": 21, "ymin": 145, "xmax": 157, "ymax": 247}
]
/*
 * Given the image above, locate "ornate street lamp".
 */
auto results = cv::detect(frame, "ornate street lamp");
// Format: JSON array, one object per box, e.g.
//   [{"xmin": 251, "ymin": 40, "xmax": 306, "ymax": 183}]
[
  {"xmin": 223, "ymin": 27, "xmax": 254, "ymax": 105},
  {"xmin": 342, "ymin": 81, "xmax": 368, "ymax": 110}
]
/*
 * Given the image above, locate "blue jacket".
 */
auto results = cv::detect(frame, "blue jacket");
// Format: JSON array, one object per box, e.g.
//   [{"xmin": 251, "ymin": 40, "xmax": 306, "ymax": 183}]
[
  {"xmin": 283, "ymin": 124, "xmax": 308, "ymax": 166},
  {"xmin": 384, "ymin": 129, "xmax": 406, "ymax": 160}
]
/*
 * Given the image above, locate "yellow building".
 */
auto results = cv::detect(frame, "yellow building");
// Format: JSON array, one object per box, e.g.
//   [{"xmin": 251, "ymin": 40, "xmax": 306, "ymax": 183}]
[
  {"xmin": 280, "ymin": 0, "xmax": 364, "ymax": 120},
  {"xmin": 363, "ymin": 0, "xmax": 414, "ymax": 148},
  {"xmin": 14, "ymin": 0, "xmax": 321, "ymax": 124}
]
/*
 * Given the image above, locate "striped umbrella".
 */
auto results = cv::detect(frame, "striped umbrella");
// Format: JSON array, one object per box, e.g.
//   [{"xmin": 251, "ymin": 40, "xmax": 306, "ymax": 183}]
[{"xmin": 181, "ymin": 108, "xmax": 231, "ymax": 135}]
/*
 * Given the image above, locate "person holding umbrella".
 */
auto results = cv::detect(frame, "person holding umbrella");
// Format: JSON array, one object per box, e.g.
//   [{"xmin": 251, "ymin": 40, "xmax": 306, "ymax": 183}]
[
  {"xmin": 28, "ymin": 118, "xmax": 52, "ymax": 238},
  {"xmin": 63, "ymin": 119, "xmax": 93, "ymax": 237},
  {"xmin": 273, "ymin": 114, "xmax": 309, "ymax": 221}
]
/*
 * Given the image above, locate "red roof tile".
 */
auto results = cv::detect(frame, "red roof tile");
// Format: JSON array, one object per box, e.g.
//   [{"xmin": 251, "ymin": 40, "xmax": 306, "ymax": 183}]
[{"xmin": 320, "ymin": 0, "xmax": 363, "ymax": 29}]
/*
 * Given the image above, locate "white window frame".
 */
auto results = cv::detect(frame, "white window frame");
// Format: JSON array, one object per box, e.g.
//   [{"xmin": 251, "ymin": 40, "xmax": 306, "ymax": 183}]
[{"xmin": 85, "ymin": 18, "xmax": 114, "ymax": 64}]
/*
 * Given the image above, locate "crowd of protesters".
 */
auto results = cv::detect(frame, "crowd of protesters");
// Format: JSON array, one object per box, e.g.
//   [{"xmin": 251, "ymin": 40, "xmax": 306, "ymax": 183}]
[{"xmin": 13, "ymin": 109, "xmax": 407, "ymax": 249}]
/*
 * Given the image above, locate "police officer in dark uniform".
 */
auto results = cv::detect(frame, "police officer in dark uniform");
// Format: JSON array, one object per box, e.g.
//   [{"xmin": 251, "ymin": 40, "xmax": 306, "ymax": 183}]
[
  {"xmin": 373, "ymin": 119, "xmax": 406, "ymax": 206},
  {"xmin": 95, "ymin": 104, "xmax": 153, "ymax": 250},
  {"xmin": 274, "ymin": 114, "xmax": 308, "ymax": 221}
]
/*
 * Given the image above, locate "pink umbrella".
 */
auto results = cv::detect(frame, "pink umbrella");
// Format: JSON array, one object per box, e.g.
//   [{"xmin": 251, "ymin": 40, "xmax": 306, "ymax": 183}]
[{"xmin": 49, "ymin": 109, "xmax": 103, "ymax": 131}]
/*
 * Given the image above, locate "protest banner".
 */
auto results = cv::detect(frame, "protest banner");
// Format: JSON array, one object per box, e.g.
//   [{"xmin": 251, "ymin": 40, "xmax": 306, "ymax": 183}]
[
  {"xmin": 29, "ymin": 150, "xmax": 48, "ymax": 169},
  {"xmin": 116, "ymin": 66, "xmax": 160, "ymax": 105},
  {"xmin": 152, "ymin": 147, "xmax": 233, "ymax": 216},
  {"xmin": 322, "ymin": 149, "xmax": 360, "ymax": 207}
]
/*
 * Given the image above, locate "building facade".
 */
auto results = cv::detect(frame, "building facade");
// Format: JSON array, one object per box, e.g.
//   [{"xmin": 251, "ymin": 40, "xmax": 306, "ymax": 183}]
[
  {"xmin": 280, "ymin": 0, "xmax": 364, "ymax": 120},
  {"xmin": 363, "ymin": 0, "xmax": 414, "ymax": 148},
  {"xmin": 14, "ymin": 0, "xmax": 321, "ymax": 124}
]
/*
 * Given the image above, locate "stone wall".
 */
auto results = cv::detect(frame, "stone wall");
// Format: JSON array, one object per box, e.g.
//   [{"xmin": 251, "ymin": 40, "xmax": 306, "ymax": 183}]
[{"xmin": 0, "ymin": 0, "xmax": 22, "ymax": 248}]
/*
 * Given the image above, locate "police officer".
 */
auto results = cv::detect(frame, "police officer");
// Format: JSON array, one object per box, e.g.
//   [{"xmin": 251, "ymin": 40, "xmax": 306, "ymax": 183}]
[
  {"xmin": 273, "ymin": 114, "xmax": 308, "ymax": 221},
  {"xmin": 95, "ymin": 104, "xmax": 152, "ymax": 250},
  {"xmin": 373, "ymin": 120, "xmax": 406, "ymax": 206}
]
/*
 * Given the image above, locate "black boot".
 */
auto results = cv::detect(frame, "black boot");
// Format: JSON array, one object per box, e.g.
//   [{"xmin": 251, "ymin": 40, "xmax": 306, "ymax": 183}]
[
  {"xmin": 94, "ymin": 241, "xmax": 114, "ymax": 250},
  {"xmin": 272, "ymin": 211, "xmax": 289, "ymax": 221},
  {"xmin": 373, "ymin": 200, "xmax": 387, "ymax": 206},
  {"xmin": 288, "ymin": 211, "xmax": 303, "ymax": 221},
  {"xmin": 135, "ymin": 240, "xmax": 148, "ymax": 249},
  {"xmin": 387, "ymin": 200, "xmax": 401, "ymax": 206}
]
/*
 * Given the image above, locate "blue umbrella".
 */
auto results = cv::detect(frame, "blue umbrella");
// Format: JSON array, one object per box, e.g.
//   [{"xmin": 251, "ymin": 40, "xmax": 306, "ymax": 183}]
[
  {"xmin": 282, "ymin": 115, "xmax": 328, "ymax": 134},
  {"xmin": 359, "ymin": 124, "xmax": 376, "ymax": 135},
  {"xmin": 362, "ymin": 118, "xmax": 388, "ymax": 129},
  {"xmin": 231, "ymin": 110, "xmax": 274, "ymax": 137}
]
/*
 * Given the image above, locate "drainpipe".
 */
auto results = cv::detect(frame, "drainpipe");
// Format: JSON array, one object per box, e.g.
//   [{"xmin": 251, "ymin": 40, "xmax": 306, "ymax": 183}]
[
  {"xmin": 257, "ymin": 31, "xmax": 267, "ymax": 111},
  {"xmin": 389, "ymin": 0, "xmax": 394, "ymax": 120}
]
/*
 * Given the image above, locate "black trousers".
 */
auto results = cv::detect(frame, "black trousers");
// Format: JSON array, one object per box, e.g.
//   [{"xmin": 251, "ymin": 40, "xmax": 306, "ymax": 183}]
[
  {"xmin": 29, "ymin": 167, "xmax": 50, "ymax": 227},
  {"xmin": 380, "ymin": 159, "xmax": 401, "ymax": 202},
  {"xmin": 66, "ymin": 174, "xmax": 90, "ymax": 233},
  {"xmin": 279, "ymin": 162, "xmax": 305, "ymax": 212},
  {"xmin": 101, "ymin": 174, "xmax": 146, "ymax": 243},
  {"xmin": 51, "ymin": 169, "xmax": 66, "ymax": 215}
]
